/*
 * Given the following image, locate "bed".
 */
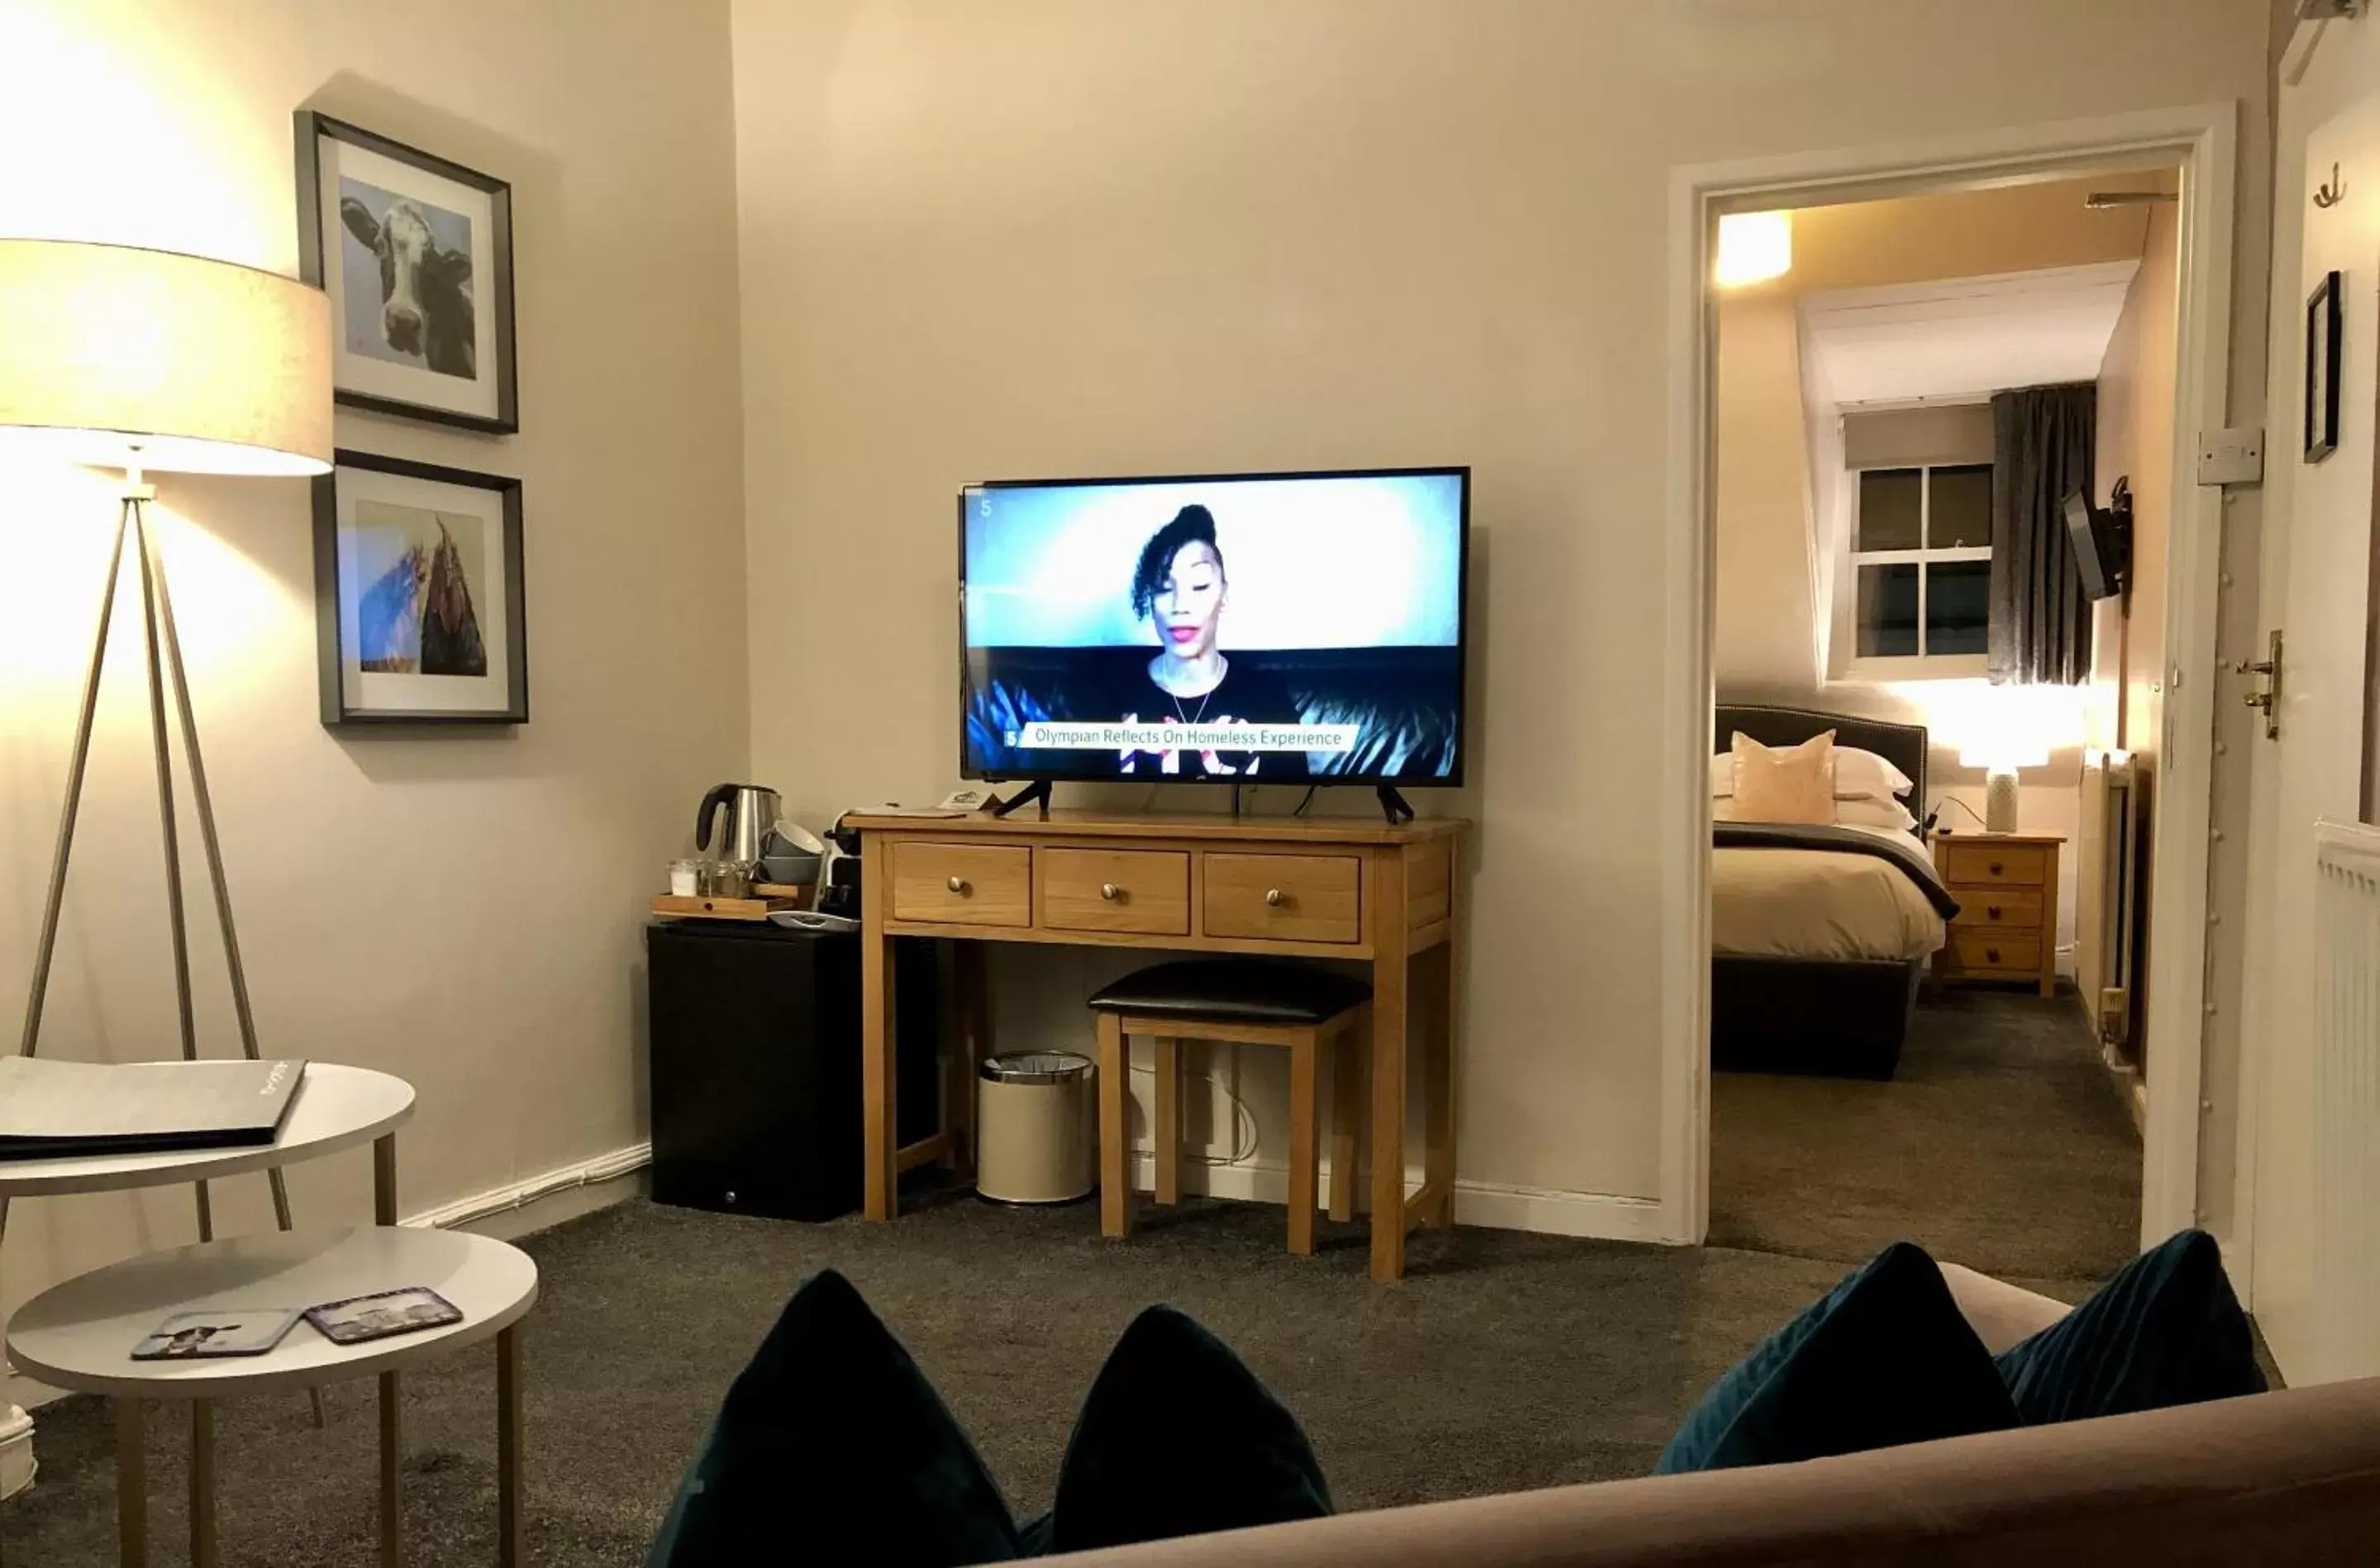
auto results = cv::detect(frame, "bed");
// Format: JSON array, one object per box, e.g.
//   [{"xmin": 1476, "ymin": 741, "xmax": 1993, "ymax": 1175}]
[{"xmin": 1711, "ymin": 704, "xmax": 1955, "ymax": 1079}]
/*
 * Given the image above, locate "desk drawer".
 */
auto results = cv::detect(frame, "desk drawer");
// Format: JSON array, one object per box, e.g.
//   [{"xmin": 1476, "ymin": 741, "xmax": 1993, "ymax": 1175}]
[
  {"xmin": 1948, "ymin": 887, "xmax": 2044, "ymax": 932},
  {"xmin": 1202, "ymin": 853, "xmax": 1361, "ymax": 944},
  {"xmin": 890, "ymin": 842, "xmax": 1031, "ymax": 927},
  {"xmin": 1939, "ymin": 841, "xmax": 2048, "ymax": 889},
  {"xmin": 1947, "ymin": 931, "xmax": 2041, "ymax": 975},
  {"xmin": 1042, "ymin": 849, "xmax": 1190, "ymax": 937}
]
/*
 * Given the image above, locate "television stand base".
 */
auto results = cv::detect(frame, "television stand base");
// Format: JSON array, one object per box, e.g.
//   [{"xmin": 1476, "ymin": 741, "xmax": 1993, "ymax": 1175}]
[
  {"xmin": 1376, "ymin": 784, "xmax": 1416, "ymax": 826},
  {"xmin": 990, "ymin": 779, "xmax": 1054, "ymax": 819}
]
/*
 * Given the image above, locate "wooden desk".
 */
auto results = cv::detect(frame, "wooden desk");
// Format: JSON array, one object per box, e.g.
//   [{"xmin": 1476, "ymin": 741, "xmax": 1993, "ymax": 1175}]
[{"xmin": 846, "ymin": 808, "xmax": 1467, "ymax": 1280}]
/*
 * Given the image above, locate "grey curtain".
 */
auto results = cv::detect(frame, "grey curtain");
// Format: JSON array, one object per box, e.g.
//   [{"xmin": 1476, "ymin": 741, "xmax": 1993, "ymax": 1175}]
[{"xmin": 1988, "ymin": 384, "xmax": 2096, "ymax": 684}]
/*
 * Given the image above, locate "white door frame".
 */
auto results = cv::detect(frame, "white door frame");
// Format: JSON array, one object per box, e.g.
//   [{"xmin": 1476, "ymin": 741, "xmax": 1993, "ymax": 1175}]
[{"xmin": 1659, "ymin": 104, "xmax": 2240, "ymax": 1247}]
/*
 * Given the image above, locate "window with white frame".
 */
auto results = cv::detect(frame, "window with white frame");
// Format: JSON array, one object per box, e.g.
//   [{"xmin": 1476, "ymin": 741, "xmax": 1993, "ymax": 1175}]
[{"xmin": 1849, "ymin": 462, "xmax": 1992, "ymax": 671}]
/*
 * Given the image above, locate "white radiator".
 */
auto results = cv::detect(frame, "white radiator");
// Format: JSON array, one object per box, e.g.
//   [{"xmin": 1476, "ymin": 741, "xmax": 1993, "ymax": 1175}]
[{"xmin": 2312, "ymin": 819, "xmax": 2380, "ymax": 1379}]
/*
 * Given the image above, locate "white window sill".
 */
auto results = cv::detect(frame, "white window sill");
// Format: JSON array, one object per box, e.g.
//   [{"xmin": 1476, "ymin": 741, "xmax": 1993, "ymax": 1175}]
[{"xmin": 1831, "ymin": 653, "xmax": 1989, "ymax": 684}]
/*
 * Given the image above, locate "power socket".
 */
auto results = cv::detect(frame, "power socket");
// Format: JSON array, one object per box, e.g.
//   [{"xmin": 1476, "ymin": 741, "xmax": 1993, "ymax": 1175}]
[{"xmin": 2197, "ymin": 427, "xmax": 2264, "ymax": 486}]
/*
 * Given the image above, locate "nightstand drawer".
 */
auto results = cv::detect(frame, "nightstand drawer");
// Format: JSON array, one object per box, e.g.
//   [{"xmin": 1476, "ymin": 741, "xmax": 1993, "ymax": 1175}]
[
  {"xmin": 1041, "ymin": 848, "xmax": 1190, "ymax": 936},
  {"xmin": 1948, "ymin": 931, "xmax": 2042, "ymax": 975},
  {"xmin": 890, "ymin": 842, "xmax": 1032, "ymax": 927},
  {"xmin": 1202, "ymin": 852, "xmax": 1362, "ymax": 943},
  {"xmin": 1939, "ymin": 841, "xmax": 2049, "ymax": 889},
  {"xmin": 1948, "ymin": 887, "xmax": 2044, "ymax": 932}
]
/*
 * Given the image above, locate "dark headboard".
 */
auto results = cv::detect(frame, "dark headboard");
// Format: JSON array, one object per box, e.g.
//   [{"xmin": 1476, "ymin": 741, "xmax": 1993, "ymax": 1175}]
[{"xmin": 1714, "ymin": 703, "xmax": 1927, "ymax": 815}]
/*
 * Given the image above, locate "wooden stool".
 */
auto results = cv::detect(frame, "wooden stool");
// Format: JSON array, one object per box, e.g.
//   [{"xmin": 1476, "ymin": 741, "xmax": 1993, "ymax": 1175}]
[{"xmin": 1089, "ymin": 960, "xmax": 1371, "ymax": 1255}]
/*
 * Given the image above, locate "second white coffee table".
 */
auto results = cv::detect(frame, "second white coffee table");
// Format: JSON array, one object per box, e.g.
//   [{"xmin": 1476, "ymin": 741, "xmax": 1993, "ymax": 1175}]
[{"xmin": 7, "ymin": 1226, "xmax": 537, "ymax": 1568}]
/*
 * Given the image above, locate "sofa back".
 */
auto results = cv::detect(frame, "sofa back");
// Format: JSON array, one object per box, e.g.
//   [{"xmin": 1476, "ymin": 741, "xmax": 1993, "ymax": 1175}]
[{"xmin": 1044, "ymin": 1378, "xmax": 2380, "ymax": 1566}]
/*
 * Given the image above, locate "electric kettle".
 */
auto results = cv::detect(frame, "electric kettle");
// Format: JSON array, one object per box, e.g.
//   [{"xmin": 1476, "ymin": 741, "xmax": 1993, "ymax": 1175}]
[{"xmin": 696, "ymin": 783, "xmax": 783, "ymax": 864}]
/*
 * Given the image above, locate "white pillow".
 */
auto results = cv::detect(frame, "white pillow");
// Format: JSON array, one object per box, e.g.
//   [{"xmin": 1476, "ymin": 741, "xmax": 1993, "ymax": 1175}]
[
  {"xmin": 1713, "ymin": 794, "xmax": 1920, "ymax": 833},
  {"xmin": 1833, "ymin": 794, "xmax": 1920, "ymax": 833},
  {"xmin": 1711, "ymin": 744, "xmax": 1914, "ymax": 803}
]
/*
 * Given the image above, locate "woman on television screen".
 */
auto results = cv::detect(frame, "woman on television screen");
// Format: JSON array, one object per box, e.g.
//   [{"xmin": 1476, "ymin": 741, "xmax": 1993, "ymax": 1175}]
[{"xmin": 1121, "ymin": 504, "xmax": 1309, "ymax": 778}]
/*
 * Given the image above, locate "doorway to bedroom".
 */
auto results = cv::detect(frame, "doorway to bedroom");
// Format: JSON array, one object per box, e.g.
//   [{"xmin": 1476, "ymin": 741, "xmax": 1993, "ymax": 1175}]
[{"xmin": 1700, "ymin": 165, "xmax": 2192, "ymax": 1299}]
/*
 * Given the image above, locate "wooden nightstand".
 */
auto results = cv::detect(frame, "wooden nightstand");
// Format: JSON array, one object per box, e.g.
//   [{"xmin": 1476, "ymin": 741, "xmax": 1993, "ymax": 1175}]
[{"xmin": 1931, "ymin": 832, "xmax": 2061, "ymax": 998}]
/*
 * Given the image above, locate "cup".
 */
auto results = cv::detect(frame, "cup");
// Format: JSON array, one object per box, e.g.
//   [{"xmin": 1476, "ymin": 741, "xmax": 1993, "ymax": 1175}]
[{"xmin": 669, "ymin": 859, "xmax": 701, "ymax": 897}]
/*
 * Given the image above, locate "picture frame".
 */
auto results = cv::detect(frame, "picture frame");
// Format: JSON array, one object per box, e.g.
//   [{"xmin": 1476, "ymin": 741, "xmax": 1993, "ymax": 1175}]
[
  {"xmin": 313, "ymin": 450, "xmax": 529, "ymax": 727},
  {"xmin": 2306, "ymin": 268, "xmax": 2341, "ymax": 463},
  {"xmin": 294, "ymin": 111, "xmax": 519, "ymax": 434}
]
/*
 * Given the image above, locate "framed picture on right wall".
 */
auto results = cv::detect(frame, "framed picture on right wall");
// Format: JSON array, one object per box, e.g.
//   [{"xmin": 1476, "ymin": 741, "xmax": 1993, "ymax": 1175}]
[{"xmin": 2306, "ymin": 267, "xmax": 2342, "ymax": 463}]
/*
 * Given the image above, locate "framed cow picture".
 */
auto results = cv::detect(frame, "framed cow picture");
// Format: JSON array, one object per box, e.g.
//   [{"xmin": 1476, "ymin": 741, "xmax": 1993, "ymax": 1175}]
[
  {"xmin": 313, "ymin": 450, "xmax": 529, "ymax": 727},
  {"xmin": 295, "ymin": 112, "xmax": 518, "ymax": 433}
]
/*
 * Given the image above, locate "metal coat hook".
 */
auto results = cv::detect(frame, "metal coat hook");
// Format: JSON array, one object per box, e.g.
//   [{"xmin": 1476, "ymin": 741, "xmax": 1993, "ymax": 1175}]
[{"xmin": 2316, "ymin": 162, "xmax": 2346, "ymax": 208}]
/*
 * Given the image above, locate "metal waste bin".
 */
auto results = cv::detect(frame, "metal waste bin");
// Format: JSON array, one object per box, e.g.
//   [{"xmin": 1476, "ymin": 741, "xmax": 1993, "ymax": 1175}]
[{"xmin": 976, "ymin": 1051, "xmax": 1097, "ymax": 1204}]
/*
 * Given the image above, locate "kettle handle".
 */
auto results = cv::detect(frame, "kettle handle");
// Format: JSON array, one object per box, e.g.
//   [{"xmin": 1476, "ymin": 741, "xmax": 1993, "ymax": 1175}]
[{"xmin": 695, "ymin": 784, "xmax": 736, "ymax": 852}]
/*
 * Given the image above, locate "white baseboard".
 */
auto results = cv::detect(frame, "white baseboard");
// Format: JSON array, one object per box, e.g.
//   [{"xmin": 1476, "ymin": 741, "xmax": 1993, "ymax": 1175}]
[
  {"xmin": 1125, "ymin": 1151, "xmax": 1669, "ymax": 1244},
  {"xmin": 402, "ymin": 1141, "xmax": 651, "ymax": 1237}
]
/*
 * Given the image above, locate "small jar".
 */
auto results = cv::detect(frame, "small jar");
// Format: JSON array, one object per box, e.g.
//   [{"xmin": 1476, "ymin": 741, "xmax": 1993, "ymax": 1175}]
[
  {"xmin": 669, "ymin": 859, "xmax": 701, "ymax": 897},
  {"xmin": 704, "ymin": 860, "xmax": 754, "ymax": 898}
]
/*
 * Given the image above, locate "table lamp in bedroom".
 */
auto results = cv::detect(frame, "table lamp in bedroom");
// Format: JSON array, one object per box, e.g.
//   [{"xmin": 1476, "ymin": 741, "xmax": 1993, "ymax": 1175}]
[
  {"xmin": 0, "ymin": 238, "xmax": 331, "ymax": 1246},
  {"xmin": 1959, "ymin": 732, "xmax": 2050, "ymax": 834}
]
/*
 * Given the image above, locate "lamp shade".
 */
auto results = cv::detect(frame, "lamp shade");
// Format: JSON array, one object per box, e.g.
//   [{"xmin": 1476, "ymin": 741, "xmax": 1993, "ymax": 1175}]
[{"xmin": 0, "ymin": 239, "xmax": 332, "ymax": 476}]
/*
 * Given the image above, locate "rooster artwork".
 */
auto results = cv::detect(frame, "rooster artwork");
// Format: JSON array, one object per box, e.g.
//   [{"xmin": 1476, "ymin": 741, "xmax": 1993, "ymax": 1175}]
[{"xmin": 355, "ymin": 508, "xmax": 488, "ymax": 677}]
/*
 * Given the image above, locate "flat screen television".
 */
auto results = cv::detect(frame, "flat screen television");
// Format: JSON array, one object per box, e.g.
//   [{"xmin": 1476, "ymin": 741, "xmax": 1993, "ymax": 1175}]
[
  {"xmin": 2064, "ymin": 477, "xmax": 2133, "ymax": 603},
  {"xmin": 959, "ymin": 466, "xmax": 1469, "ymax": 791}
]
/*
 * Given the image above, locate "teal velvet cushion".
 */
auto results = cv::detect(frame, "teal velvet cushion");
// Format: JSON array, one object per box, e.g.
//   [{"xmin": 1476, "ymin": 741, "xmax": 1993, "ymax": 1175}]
[
  {"xmin": 1996, "ymin": 1228, "xmax": 2266, "ymax": 1424},
  {"xmin": 1041, "ymin": 1305, "xmax": 1333, "ymax": 1554},
  {"xmin": 644, "ymin": 1269, "xmax": 1021, "ymax": 1568},
  {"xmin": 1657, "ymin": 1242, "xmax": 2019, "ymax": 1474}
]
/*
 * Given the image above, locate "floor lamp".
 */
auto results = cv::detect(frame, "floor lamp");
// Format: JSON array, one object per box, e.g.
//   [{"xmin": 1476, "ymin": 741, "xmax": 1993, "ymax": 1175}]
[{"xmin": 0, "ymin": 239, "xmax": 334, "ymax": 1449}]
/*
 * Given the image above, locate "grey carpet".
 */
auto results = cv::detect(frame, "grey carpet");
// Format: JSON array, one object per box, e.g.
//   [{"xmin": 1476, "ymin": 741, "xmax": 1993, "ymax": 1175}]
[
  {"xmin": 1711, "ymin": 989, "xmax": 2141, "ymax": 1299},
  {"xmin": 2, "ymin": 994, "xmax": 2136, "ymax": 1566}
]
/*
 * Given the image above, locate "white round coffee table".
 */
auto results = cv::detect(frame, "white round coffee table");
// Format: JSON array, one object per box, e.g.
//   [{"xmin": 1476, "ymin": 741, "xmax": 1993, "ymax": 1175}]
[
  {"xmin": 7, "ymin": 1226, "xmax": 536, "ymax": 1568},
  {"xmin": 0, "ymin": 1063, "xmax": 415, "ymax": 1202}
]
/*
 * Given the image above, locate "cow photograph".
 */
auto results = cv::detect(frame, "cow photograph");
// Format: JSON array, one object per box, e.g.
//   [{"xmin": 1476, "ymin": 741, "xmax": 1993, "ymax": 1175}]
[
  {"xmin": 298, "ymin": 112, "xmax": 518, "ymax": 432},
  {"xmin": 338, "ymin": 179, "xmax": 477, "ymax": 382}
]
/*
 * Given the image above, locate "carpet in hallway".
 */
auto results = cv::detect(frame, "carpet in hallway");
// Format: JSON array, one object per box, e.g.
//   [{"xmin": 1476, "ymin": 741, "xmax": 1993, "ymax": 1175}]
[{"xmin": 1709, "ymin": 988, "xmax": 2141, "ymax": 1297}]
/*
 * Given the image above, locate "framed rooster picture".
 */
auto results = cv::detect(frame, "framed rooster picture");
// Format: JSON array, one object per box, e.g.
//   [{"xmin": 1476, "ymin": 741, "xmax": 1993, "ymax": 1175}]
[
  {"xmin": 295, "ymin": 111, "xmax": 518, "ymax": 433},
  {"xmin": 313, "ymin": 451, "xmax": 529, "ymax": 727}
]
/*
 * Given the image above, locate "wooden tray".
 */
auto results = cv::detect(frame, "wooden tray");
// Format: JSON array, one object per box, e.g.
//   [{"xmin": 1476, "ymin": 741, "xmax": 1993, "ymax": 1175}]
[{"xmin": 651, "ymin": 894, "xmax": 798, "ymax": 922}]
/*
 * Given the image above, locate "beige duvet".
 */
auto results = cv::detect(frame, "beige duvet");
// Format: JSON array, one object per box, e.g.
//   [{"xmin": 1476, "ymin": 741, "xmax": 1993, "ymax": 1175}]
[{"xmin": 1711, "ymin": 829, "xmax": 1947, "ymax": 963}]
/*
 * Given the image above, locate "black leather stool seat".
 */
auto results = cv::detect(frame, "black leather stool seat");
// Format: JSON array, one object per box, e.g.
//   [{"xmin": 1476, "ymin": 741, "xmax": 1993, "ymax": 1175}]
[{"xmin": 1087, "ymin": 960, "xmax": 1371, "ymax": 1027}]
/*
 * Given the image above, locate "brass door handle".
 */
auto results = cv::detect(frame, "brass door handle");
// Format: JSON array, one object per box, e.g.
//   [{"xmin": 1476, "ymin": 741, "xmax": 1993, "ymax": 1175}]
[
  {"xmin": 946, "ymin": 876, "xmax": 970, "ymax": 895},
  {"xmin": 2234, "ymin": 628, "xmax": 2283, "ymax": 739},
  {"xmin": 1264, "ymin": 888, "xmax": 1286, "ymax": 908},
  {"xmin": 1100, "ymin": 882, "xmax": 1121, "ymax": 902}
]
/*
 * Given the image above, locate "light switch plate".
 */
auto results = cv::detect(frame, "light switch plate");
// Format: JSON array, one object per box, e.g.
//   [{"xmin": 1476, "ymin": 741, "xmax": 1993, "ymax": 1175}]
[{"xmin": 2198, "ymin": 427, "xmax": 2264, "ymax": 486}]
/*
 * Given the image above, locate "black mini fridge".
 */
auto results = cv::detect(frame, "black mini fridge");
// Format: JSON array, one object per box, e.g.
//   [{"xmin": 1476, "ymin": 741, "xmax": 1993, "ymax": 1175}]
[{"xmin": 645, "ymin": 922, "xmax": 939, "ymax": 1222}]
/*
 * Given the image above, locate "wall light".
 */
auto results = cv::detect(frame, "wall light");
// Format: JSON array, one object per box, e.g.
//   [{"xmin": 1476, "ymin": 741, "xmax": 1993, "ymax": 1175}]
[{"xmin": 1715, "ymin": 210, "xmax": 1792, "ymax": 288}]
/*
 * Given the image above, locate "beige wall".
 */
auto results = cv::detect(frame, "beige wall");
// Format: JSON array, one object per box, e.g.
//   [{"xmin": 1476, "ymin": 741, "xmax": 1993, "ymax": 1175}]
[
  {"xmin": 2079, "ymin": 198, "xmax": 2181, "ymax": 1046},
  {"xmin": 731, "ymin": 0, "xmax": 2273, "ymax": 1214},
  {"xmin": 0, "ymin": 0, "xmax": 747, "ymax": 1348}
]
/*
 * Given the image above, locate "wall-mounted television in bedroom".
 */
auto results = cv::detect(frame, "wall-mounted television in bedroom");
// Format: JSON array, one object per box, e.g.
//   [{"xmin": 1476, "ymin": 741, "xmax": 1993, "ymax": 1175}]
[{"xmin": 959, "ymin": 466, "xmax": 1468, "ymax": 815}]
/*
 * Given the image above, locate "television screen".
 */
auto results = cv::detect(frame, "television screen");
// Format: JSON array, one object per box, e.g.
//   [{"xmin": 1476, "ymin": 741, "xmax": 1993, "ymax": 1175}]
[
  {"xmin": 959, "ymin": 467, "xmax": 1468, "ymax": 785},
  {"xmin": 2064, "ymin": 489, "xmax": 2119, "ymax": 601}
]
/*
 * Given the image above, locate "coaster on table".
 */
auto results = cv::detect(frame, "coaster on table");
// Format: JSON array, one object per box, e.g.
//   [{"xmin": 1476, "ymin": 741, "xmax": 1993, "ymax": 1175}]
[
  {"xmin": 132, "ymin": 1308, "xmax": 303, "ymax": 1361},
  {"xmin": 303, "ymin": 1286, "xmax": 464, "ymax": 1346}
]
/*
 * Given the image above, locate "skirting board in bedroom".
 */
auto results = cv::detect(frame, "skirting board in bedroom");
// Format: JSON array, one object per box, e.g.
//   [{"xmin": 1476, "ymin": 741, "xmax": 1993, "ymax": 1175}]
[{"xmin": 1128, "ymin": 1151, "xmax": 1672, "ymax": 1245}]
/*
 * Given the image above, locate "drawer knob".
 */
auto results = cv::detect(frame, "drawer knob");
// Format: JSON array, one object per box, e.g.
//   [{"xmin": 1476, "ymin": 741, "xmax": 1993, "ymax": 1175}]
[
  {"xmin": 1100, "ymin": 882, "xmax": 1121, "ymax": 902},
  {"xmin": 1986, "ymin": 947, "xmax": 2002, "ymax": 963},
  {"xmin": 946, "ymin": 875, "xmax": 970, "ymax": 895},
  {"xmin": 1987, "ymin": 905, "xmax": 2002, "ymax": 920},
  {"xmin": 1264, "ymin": 888, "xmax": 1285, "ymax": 908},
  {"xmin": 1987, "ymin": 861, "xmax": 2004, "ymax": 875}
]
